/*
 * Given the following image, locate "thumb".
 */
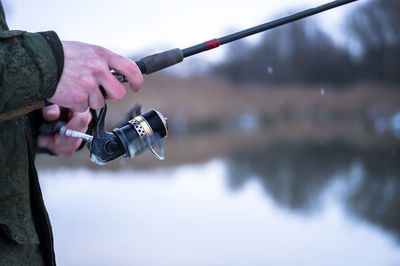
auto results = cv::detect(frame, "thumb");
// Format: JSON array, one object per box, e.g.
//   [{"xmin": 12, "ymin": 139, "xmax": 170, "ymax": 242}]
[{"xmin": 42, "ymin": 104, "xmax": 61, "ymax": 122}]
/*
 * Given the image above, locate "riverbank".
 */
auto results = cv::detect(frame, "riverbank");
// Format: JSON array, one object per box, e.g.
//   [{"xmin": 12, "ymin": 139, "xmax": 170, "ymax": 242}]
[{"xmin": 36, "ymin": 75, "xmax": 400, "ymax": 170}]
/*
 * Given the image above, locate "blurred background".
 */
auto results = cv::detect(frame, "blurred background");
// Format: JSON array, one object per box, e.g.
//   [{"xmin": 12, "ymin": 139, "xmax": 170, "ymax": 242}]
[{"xmin": 4, "ymin": 0, "xmax": 400, "ymax": 265}]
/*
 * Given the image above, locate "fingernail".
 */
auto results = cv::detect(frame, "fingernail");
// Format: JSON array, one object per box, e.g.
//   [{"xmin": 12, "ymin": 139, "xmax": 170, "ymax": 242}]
[
  {"xmin": 38, "ymin": 138, "xmax": 48, "ymax": 148},
  {"xmin": 45, "ymin": 107, "xmax": 58, "ymax": 116}
]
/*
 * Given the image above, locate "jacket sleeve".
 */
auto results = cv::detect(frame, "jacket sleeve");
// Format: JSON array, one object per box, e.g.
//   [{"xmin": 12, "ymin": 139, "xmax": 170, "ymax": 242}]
[{"xmin": 0, "ymin": 29, "xmax": 64, "ymax": 114}]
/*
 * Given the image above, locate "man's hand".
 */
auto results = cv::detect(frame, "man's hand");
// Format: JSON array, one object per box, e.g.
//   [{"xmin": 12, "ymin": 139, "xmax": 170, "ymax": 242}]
[
  {"xmin": 37, "ymin": 104, "xmax": 92, "ymax": 157},
  {"xmin": 47, "ymin": 41, "xmax": 143, "ymax": 112}
]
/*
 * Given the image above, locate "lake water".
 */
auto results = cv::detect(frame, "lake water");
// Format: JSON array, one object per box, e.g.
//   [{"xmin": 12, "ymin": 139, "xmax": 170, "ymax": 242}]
[{"xmin": 38, "ymin": 142, "xmax": 400, "ymax": 266}]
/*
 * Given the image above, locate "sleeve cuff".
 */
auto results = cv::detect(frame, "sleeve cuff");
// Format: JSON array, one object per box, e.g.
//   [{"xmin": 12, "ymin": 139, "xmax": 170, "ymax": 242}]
[{"xmin": 38, "ymin": 31, "xmax": 64, "ymax": 82}]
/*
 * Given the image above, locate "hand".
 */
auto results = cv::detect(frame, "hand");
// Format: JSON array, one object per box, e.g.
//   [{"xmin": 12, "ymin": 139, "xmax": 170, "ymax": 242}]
[
  {"xmin": 37, "ymin": 104, "xmax": 92, "ymax": 157},
  {"xmin": 47, "ymin": 41, "xmax": 143, "ymax": 112}
]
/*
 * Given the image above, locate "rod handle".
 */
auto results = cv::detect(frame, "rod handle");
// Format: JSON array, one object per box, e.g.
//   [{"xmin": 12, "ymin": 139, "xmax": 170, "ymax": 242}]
[
  {"xmin": 136, "ymin": 48, "xmax": 184, "ymax": 74},
  {"xmin": 112, "ymin": 48, "xmax": 183, "ymax": 81},
  {"xmin": 39, "ymin": 121, "xmax": 66, "ymax": 135}
]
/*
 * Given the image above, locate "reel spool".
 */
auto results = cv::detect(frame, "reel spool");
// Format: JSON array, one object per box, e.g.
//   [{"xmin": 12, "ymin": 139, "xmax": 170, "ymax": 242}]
[{"xmin": 88, "ymin": 104, "xmax": 168, "ymax": 165}]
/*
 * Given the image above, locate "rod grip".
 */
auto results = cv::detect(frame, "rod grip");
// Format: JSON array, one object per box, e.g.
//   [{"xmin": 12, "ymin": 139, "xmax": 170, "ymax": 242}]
[
  {"xmin": 112, "ymin": 48, "xmax": 183, "ymax": 83},
  {"xmin": 136, "ymin": 48, "xmax": 184, "ymax": 74}
]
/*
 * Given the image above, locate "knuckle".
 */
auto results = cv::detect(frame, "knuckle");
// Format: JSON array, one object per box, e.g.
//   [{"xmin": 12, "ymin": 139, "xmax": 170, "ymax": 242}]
[
  {"xmin": 79, "ymin": 114, "xmax": 91, "ymax": 127},
  {"xmin": 97, "ymin": 66, "xmax": 108, "ymax": 76},
  {"xmin": 74, "ymin": 103, "xmax": 88, "ymax": 113},
  {"xmin": 78, "ymin": 75, "xmax": 97, "ymax": 89},
  {"xmin": 93, "ymin": 62, "xmax": 106, "ymax": 74},
  {"xmin": 125, "ymin": 62, "xmax": 137, "ymax": 74},
  {"xmin": 93, "ymin": 45, "xmax": 107, "ymax": 57},
  {"xmin": 89, "ymin": 97, "xmax": 105, "ymax": 110},
  {"xmin": 96, "ymin": 100, "xmax": 105, "ymax": 109},
  {"xmin": 82, "ymin": 60, "xmax": 95, "ymax": 71},
  {"xmin": 79, "ymin": 106, "xmax": 88, "ymax": 112},
  {"xmin": 73, "ymin": 93, "xmax": 88, "ymax": 105},
  {"xmin": 83, "ymin": 60, "xmax": 105, "ymax": 75}
]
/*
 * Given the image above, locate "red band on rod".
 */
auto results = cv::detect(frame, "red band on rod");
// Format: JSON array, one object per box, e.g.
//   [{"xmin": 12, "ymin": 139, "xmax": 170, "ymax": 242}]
[{"xmin": 206, "ymin": 38, "xmax": 220, "ymax": 50}]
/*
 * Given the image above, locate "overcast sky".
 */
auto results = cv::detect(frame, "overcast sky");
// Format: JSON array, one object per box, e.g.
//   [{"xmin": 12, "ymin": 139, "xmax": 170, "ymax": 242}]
[{"xmin": 3, "ymin": 0, "xmax": 366, "ymax": 63}]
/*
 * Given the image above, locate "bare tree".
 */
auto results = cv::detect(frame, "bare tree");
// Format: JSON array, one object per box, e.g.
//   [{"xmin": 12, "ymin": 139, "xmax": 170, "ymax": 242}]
[{"xmin": 347, "ymin": 0, "xmax": 400, "ymax": 84}]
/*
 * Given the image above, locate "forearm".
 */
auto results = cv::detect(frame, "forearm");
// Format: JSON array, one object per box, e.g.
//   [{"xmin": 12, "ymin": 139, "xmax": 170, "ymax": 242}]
[{"xmin": 0, "ymin": 30, "xmax": 63, "ymax": 114}]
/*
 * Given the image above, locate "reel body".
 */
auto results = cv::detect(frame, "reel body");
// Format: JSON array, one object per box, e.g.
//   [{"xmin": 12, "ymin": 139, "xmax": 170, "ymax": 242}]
[{"xmin": 88, "ymin": 105, "xmax": 168, "ymax": 165}]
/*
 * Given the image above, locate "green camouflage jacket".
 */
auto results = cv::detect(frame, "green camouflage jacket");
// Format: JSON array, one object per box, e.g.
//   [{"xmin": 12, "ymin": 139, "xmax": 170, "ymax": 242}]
[{"xmin": 0, "ymin": 2, "xmax": 64, "ymax": 265}]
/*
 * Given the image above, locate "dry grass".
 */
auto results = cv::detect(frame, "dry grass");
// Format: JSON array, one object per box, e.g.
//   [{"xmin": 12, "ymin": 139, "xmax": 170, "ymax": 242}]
[
  {"xmin": 36, "ymin": 75, "xmax": 400, "ymax": 170},
  {"xmin": 106, "ymin": 75, "xmax": 399, "ymax": 124}
]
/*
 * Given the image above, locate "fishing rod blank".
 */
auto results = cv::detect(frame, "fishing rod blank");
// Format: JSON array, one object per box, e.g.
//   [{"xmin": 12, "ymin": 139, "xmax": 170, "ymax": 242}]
[{"xmin": 114, "ymin": 0, "xmax": 358, "ymax": 81}]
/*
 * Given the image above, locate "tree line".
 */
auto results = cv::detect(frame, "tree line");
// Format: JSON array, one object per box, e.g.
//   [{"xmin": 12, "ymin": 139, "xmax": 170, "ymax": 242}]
[{"xmin": 213, "ymin": 0, "xmax": 400, "ymax": 87}]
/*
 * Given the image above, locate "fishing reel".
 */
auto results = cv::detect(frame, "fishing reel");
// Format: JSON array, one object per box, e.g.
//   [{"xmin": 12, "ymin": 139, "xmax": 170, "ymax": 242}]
[{"xmin": 88, "ymin": 104, "xmax": 168, "ymax": 165}]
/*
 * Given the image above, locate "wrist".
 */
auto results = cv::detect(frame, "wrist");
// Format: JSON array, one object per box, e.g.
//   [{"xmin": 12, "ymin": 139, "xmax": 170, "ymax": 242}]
[{"xmin": 39, "ymin": 31, "xmax": 64, "ymax": 82}]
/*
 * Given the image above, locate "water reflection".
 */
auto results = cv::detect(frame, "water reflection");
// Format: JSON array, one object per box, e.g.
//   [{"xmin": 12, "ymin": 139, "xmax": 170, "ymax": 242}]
[
  {"xmin": 36, "ymin": 126, "xmax": 400, "ymax": 265},
  {"xmin": 39, "ymin": 159, "xmax": 400, "ymax": 266},
  {"xmin": 227, "ymin": 141, "xmax": 400, "ymax": 241},
  {"xmin": 374, "ymin": 111, "xmax": 400, "ymax": 138}
]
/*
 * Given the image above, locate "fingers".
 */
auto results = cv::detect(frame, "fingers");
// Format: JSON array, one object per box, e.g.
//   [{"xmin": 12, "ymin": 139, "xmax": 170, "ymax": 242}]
[
  {"xmin": 37, "ymin": 135, "xmax": 56, "ymax": 152},
  {"xmin": 38, "ymin": 134, "xmax": 82, "ymax": 157},
  {"xmin": 42, "ymin": 104, "xmax": 61, "ymax": 122},
  {"xmin": 107, "ymin": 52, "xmax": 143, "ymax": 92},
  {"xmin": 88, "ymin": 88, "xmax": 105, "ymax": 110},
  {"xmin": 38, "ymin": 108, "xmax": 92, "ymax": 157},
  {"xmin": 97, "ymin": 73, "xmax": 126, "ymax": 101},
  {"xmin": 66, "ymin": 109, "xmax": 92, "ymax": 133},
  {"xmin": 49, "ymin": 41, "xmax": 143, "ymax": 112}
]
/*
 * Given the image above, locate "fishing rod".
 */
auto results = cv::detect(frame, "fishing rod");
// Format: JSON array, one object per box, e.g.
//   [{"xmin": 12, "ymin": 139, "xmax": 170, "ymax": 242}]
[
  {"xmin": 38, "ymin": 0, "xmax": 359, "ymax": 165},
  {"xmin": 113, "ymin": 0, "xmax": 358, "ymax": 81}
]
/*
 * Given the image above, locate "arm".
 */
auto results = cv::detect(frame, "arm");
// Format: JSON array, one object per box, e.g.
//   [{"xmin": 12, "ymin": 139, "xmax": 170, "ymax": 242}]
[
  {"xmin": 0, "ymin": 30, "xmax": 61, "ymax": 114},
  {"xmin": 1, "ymin": 27, "xmax": 143, "ymax": 116},
  {"xmin": 0, "ymin": 33, "xmax": 143, "ymax": 115}
]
